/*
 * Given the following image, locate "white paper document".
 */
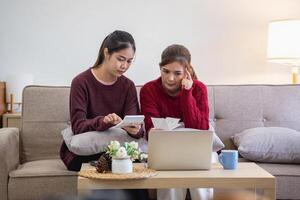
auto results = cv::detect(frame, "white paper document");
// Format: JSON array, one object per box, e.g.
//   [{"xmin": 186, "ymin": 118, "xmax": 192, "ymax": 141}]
[
  {"xmin": 113, "ymin": 115, "xmax": 145, "ymax": 128},
  {"xmin": 151, "ymin": 117, "xmax": 181, "ymax": 130}
]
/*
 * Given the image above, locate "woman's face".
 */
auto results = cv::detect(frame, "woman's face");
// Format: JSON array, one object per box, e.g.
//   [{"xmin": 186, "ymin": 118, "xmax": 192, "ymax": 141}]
[
  {"xmin": 160, "ymin": 61, "xmax": 186, "ymax": 95},
  {"xmin": 105, "ymin": 47, "xmax": 135, "ymax": 77}
]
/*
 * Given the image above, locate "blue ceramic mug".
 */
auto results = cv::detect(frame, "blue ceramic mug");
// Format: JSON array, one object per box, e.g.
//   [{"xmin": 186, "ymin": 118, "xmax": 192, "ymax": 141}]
[{"xmin": 219, "ymin": 150, "xmax": 238, "ymax": 170}]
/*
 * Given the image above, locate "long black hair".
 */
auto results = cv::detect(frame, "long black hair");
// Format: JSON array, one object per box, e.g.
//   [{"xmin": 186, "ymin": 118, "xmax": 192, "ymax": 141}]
[{"xmin": 92, "ymin": 30, "xmax": 136, "ymax": 68}]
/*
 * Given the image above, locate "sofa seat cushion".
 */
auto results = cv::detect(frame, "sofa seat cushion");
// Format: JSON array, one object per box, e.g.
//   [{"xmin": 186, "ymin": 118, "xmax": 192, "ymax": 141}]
[
  {"xmin": 8, "ymin": 159, "xmax": 77, "ymax": 200},
  {"xmin": 257, "ymin": 163, "xmax": 300, "ymax": 176},
  {"xmin": 9, "ymin": 159, "xmax": 77, "ymax": 178},
  {"xmin": 257, "ymin": 163, "xmax": 300, "ymax": 199},
  {"xmin": 8, "ymin": 175, "xmax": 77, "ymax": 200}
]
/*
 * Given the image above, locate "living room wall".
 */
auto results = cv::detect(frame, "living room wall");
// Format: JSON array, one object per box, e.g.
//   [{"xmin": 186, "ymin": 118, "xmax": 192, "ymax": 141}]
[{"xmin": 1, "ymin": 0, "xmax": 300, "ymax": 86}]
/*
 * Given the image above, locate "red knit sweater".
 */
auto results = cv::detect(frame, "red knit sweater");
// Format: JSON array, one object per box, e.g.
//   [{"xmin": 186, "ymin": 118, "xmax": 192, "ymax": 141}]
[{"xmin": 140, "ymin": 78, "xmax": 209, "ymax": 138}]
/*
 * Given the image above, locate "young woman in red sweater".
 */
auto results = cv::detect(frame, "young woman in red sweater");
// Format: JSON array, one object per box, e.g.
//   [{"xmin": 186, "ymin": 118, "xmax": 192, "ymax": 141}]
[
  {"xmin": 140, "ymin": 44, "xmax": 209, "ymax": 137},
  {"xmin": 140, "ymin": 44, "xmax": 212, "ymax": 200}
]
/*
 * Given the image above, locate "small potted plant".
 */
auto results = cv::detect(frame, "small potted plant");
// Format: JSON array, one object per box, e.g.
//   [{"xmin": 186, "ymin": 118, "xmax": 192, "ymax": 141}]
[{"xmin": 97, "ymin": 141, "xmax": 143, "ymax": 174}]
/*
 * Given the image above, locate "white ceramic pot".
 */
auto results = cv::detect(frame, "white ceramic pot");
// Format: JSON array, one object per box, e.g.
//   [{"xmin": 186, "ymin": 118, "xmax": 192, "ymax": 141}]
[{"xmin": 111, "ymin": 157, "xmax": 133, "ymax": 174}]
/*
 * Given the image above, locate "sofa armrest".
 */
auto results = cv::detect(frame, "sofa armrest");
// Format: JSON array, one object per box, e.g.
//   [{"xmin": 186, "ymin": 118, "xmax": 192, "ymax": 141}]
[{"xmin": 0, "ymin": 128, "xmax": 19, "ymax": 200}]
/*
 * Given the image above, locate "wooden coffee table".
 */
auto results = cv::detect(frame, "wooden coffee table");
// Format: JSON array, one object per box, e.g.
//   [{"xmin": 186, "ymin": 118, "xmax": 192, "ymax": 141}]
[{"xmin": 78, "ymin": 162, "xmax": 275, "ymax": 200}]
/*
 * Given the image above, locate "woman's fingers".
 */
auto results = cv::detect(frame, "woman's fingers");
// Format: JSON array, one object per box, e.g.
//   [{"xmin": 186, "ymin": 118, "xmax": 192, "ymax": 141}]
[
  {"xmin": 181, "ymin": 77, "xmax": 193, "ymax": 90},
  {"xmin": 110, "ymin": 113, "xmax": 121, "ymax": 124},
  {"xmin": 104, "ymin": 113, "xmax": 122, "ymax": 125},
  {"xmin": 110, "ymin": 114, "xmax": 117, "ymax": 121},
  {"xmin": 103, "ymin": 115, "xmax": 111, "ymax": 124},
  {"xmin": 112, "ymin": 114, "xmax": 122, "ymax": 124},
  {"xmin": 185, "ymin": 68, "xmax": 192, "ymax": 80}
]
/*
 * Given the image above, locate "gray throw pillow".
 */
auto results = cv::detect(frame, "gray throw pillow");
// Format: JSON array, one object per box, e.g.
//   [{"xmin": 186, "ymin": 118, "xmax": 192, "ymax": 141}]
[
  {"xmin": 232, "ymin": 127, "xmax": 300, "ymax": 163},
  {"xmin": 174, "ymin": 123, "xmax": 225, "ymax": 152},
  {"xmin": 61, "ymin": 127, "xmax": 148, "ymax": 156},
  {"xmin": 208, "ymin": 123, "xmax": 225, "ymax": 152}
]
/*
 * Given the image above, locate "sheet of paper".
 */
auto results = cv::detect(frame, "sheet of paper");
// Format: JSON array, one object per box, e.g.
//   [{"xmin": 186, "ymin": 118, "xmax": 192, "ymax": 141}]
[{"xmin": 151, "ymin": 117, "xmax": 181, "ymax": 130}]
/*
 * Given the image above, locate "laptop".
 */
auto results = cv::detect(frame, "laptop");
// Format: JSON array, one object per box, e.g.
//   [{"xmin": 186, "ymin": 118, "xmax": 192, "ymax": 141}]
[{"xmin": 147, "ymin": 129, "xmax": 213, "ymax": 170}]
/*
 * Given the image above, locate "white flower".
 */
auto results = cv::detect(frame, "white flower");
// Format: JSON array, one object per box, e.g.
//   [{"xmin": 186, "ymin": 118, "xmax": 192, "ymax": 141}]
[
  {"xmin": 108, "ymin": 141, "xmax": 120, "ymax": 151},
  {"xmin": 116, "ymin": 147, "xmax": 128, "ymax": 158},
  {"xmin": 129, "ymin": 141, "xmax": 138, "ymax": 149},
  {"xmin": 140, "ymin": 153, "xmax": 148, "ymax": 160}
]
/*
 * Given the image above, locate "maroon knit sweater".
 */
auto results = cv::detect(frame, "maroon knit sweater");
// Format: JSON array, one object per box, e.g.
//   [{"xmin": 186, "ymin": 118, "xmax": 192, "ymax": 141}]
[
  {"xmin": 60, "ymin": 68, "xmax": 143, "ymax": 169},
  {"xmin": 140, "ymin": 78, "xmax": 209, "ymax": 138}
]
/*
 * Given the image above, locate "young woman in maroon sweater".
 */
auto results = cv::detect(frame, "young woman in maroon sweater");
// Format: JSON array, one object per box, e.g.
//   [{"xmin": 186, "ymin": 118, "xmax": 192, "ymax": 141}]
[
  {"xmin": 60, "ymin": 31, "xmax": 144, "ymax": 172},
  {"xmin": 60, "ymin": 31, "xmax": 148, "ymax": 200},
  {"xmin": 140, "ymin": 44, "xmax": 211, "ymax": 200}
]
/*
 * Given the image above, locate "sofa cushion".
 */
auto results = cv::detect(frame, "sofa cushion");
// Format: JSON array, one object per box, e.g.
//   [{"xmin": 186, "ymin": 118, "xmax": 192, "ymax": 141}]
[
  {"xmin": 8, "ymin": 159, "xmax": 77, "ymax": 200},
  {"xmin": 257, "ymin": 163, "xmax": 300, "ymax": 176},
  {"xmin": 232, "ymin": 127, "xmax": 300, "ymax": 163},
  {"xmin": 211, "ymin": 85, "xmax": 300, "ymax": 150},
  {"xmin": 62, "ymin": 127, "xmax": 148, "ymax": 156},
  {"xmin": 8, "ymin": 175, "xmax": 77, "ymax": 200},
  {"xmin": 208, "ymin": 123, "xmax": 225, "ymax": 152},
  {"xmin": 21, "ymin": 86, "xmax": 70, "ymax": 163},
  {"xmin": 257, "ymin": 163, "xmax": 300, "ymax": 199},
  {"xmin": 9, "ymin": 159, "xmax": 77, "ymax": 178}
]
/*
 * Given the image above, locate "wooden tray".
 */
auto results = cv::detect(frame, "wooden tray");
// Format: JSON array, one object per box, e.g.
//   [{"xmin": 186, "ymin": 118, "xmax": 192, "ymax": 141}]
[{"xmin": 79, "ymin": 165, "xmax": 157, "ymax": 180}]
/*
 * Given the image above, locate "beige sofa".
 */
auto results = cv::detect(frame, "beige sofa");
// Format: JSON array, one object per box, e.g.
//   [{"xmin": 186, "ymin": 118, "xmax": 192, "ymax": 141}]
[{"xmin": 0, "ymin": 85, "xmax": 300, "ymax": 200}]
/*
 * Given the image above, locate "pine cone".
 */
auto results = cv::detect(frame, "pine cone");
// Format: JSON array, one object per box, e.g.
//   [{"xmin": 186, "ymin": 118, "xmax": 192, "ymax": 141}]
[{"xmin": 96, "ymin": 153, "xmax": 112, "ymax": 173}]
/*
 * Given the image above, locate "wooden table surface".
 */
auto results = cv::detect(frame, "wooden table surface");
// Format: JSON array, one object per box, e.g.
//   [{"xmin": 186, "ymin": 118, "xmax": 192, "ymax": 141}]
[{"xmin": 78, "ymin": 162, "xmax": 275, "ymax": 199}]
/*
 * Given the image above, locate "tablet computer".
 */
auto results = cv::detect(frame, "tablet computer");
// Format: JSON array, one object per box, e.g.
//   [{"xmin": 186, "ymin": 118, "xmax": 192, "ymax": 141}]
[{"xmin": 113, "ymin": 115, "xmax": 145, "ymax": 128}]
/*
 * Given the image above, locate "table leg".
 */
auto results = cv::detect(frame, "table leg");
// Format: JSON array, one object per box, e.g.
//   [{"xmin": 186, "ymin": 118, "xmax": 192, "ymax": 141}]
[
  {"xmin": 77, "ymin": 189, "xmax": 91, "ymax": 198},
  {"xmin": 213, "ymin": 189, "xmax": 256, "ymax": 200},
  {"xmin": 263, "ymin": 189, "xmax": 276, "ymax": 200}
]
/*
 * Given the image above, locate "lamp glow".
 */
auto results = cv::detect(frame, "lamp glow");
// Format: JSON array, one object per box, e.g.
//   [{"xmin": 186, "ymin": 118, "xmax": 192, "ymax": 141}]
[{"xmin": 267, "ymin": 20, "xmax": 300, "ymax": 84}]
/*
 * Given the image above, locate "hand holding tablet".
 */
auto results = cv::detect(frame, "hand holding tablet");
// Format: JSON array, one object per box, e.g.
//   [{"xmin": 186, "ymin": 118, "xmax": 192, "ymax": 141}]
[{"xmin": 113, "ymin": 115, "xmax": 145, "ymax": 128}]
